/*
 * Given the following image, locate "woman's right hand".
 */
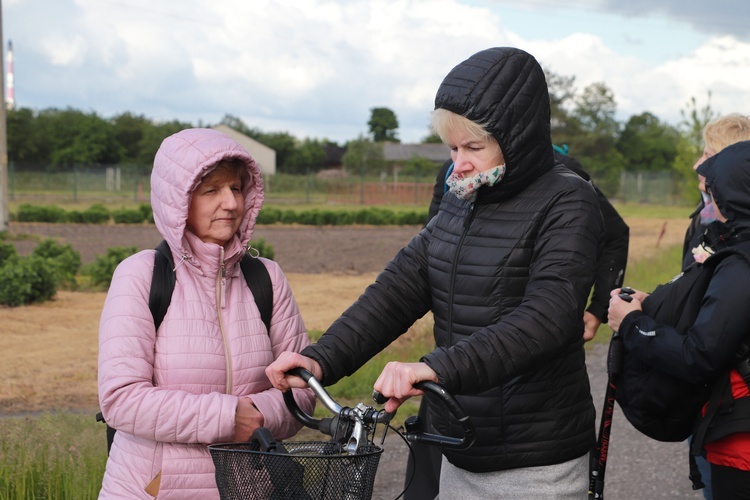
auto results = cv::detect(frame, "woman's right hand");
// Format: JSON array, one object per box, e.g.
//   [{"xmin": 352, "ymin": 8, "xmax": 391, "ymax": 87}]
[
  {"xmin": 234, "ymin": 397, "xmax": 264, "ymax": 442},
  {"xmin": 265, "ymin": 351, "xmax": 323, "ymax": 391}
]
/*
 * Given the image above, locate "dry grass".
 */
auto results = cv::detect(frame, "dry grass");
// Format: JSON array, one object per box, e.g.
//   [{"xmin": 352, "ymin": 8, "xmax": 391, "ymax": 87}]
[{"xmin": 0, "ymin": 273, "xmax": 386, "ymax": 414}]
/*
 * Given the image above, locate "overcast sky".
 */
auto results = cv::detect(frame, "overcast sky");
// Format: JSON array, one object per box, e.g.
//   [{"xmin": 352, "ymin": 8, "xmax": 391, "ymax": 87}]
[{"xmin": 5, "ymin": 0, "xmax": 750, "ymax": 145}]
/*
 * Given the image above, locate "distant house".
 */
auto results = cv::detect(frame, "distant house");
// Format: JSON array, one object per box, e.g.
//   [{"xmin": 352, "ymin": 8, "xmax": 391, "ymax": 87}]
[
  {"xmin": 382, "ymin": 142, "xmax": 450, "ymax": 168},
  {"xmin": 323, "ymin": 144, "xmax": 346, "ymax": 169},
  {"xmin": 212, "ymin": 124, "xmax": 277, "ymax": 175}
]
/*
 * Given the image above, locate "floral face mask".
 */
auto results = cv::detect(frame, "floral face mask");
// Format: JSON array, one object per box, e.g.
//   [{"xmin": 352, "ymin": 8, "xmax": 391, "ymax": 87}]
[
  {"xmin": 445, "ymin": 164, "xmax": 506, "ymax": 201},
  {"xmin": 699, "ymin": 191, "xmax": 718, "ymax": 225}
]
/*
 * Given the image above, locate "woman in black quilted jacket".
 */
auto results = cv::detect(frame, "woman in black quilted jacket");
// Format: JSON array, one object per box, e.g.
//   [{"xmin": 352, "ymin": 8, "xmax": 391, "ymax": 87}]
[{"xmin": 268, "ymin": 47, "xmax": 604, "ymax": 498}]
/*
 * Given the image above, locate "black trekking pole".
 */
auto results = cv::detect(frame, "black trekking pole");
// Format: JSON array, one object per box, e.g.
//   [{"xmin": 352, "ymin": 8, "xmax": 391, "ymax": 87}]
[
  {"xmin": 589, "ymin": 289, "xmax": 631, "ymax": 499},
  {"xmin": 589, "ymin": 355, "xmax": 617, "ymax": 499}
]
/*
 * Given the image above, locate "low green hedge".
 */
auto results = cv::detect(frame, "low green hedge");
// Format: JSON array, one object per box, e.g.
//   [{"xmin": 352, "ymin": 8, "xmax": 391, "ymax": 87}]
[{"xmin": 13, "ymin": 204, "xmax": 426, "ymax": 226}]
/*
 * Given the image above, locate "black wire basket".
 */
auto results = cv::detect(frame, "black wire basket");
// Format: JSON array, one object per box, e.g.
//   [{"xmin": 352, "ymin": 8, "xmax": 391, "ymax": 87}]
[{"xmin": 209, "ymin": 440, "xmax": 384, "ymax": 500}]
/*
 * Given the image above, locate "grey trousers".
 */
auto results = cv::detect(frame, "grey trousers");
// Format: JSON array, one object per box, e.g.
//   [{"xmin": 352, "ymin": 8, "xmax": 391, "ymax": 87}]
[{"xmin": 439, "ymin": 453, "xmax": 589, "ymax": 499}]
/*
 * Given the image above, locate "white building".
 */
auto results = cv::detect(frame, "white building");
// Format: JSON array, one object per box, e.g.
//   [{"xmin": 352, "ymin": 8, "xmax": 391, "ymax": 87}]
[{"xmin": 212, "ymin": 124, "xmax": 276, "ymax": 175}]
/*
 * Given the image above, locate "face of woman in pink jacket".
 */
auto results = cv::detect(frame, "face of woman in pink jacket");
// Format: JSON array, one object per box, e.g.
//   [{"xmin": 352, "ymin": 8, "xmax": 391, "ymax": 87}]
[{"xmin": 186, "ymin": 159, "xmax": 246, "ymax": 247}]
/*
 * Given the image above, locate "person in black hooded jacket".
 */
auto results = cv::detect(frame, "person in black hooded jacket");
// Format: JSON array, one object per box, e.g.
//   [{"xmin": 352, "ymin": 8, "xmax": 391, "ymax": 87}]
[
  {"xmin": 407, "ymin": 147, "xmax": 628, "ymax": 499},
  {"xmin": 427, "ymin": 148, "xmax": 629, "ymax": 341},
  {"xmin": 609, "ymin": 140, "xmax": 750, "ymax": 499},
  {"xmin": 268, "ymin": 47, "xmax": 604, "ymax": 498}
]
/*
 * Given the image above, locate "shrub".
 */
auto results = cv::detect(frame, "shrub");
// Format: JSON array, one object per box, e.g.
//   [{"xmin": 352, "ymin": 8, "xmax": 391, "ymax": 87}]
[
  {"xmin": 111, "ymin": 208, "xmax": 146, "ymax": 224},
  {"xmin": 280, "ymin": 210, "xmax": 298, "ymax": 225},
  {"xmin": 66, "ymin": 209, "xmax": 86, "ymax": 223},
  {"xmin": 257, "ymin": 207, "xmax": 281, "ymax": 225},
  {"xmin": 248, "ymin": 238, "xmax": 275, "ymax": 260},
  {"xmin": 138, "ymin": 203, "xmax": 153, "ymax": 223},
  {"xmin": 396, "ymin": 210, "xmax": 427, "ymax": 225},
  {"xmin": 85, "ymin": 246, "xmax": 138, "ymax": 288},
  {"xmin": 81, "ymin": 204, "xmax": 110, "ymax": 224},
  {"xmin": 335, "ymin": 211, "xmax": 355, "ymax": 225},
  {"xmin": 16, "ymin": 204, "xmax": 67, "ymax": 223},
  {"xmin": 31, "ymin": 239, "xmax": 81, "ymax": 289},
  {"xmin": 0, "ymin": 256, "xmax": 58, "ymax": 306},
  {"xmin": 0, "ymin": 241, "xmax": 18, "ymax": 267}
]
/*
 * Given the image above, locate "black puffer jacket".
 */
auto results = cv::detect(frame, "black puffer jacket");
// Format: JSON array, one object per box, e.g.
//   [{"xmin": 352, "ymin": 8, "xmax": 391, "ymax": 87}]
[
  {"xmin": 303, "ymin": 47, "xmax": 604, "ymax": 472},
  {"xmin": 620, "ymin": 141, "xmax": 750, "ymax": 384}
]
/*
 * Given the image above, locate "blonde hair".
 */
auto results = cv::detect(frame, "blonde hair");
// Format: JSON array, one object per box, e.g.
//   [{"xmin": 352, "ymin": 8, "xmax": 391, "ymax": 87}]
[
  {"xmin": 431, "ymin": 109, "xmax": 492, "ymax": 144},
  {"xmin": 704, "ymin": 113, "xmax": 750, "ymax": 154}
]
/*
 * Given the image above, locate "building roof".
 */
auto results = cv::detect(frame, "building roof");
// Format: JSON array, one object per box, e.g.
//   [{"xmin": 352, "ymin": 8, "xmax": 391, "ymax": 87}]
[
  {"xmin": 212, "ymin": 124, "xmax": 276, "ymax": 175},
  {"xmin": 382, "ymin": 142, "xmax": 450, "ymax": 163}
]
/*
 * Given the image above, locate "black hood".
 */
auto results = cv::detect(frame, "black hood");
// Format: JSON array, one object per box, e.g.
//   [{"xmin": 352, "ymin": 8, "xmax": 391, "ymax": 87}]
[
  {"xmin": 434, "ymin": 47, "xmax": 554, "ymax": 201},
  {"xmin": 697, "ymin": 140, "xmax": 750, "ymax": 230}
]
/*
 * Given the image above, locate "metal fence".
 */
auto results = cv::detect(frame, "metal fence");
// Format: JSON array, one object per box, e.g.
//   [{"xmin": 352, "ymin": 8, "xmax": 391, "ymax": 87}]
[
  {"xmin": 617, "ymin": 171, "xmax": 687, "ymax": 205},
  {"xmin": 6, "ymin": 162, "xmax": 688, "ymax": 207}
]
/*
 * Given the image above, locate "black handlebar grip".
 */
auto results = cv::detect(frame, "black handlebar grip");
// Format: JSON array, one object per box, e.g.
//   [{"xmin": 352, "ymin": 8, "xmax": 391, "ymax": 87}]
[
  {"xmin": 287, "ymin": 366, "xmax": 314, "ymax": 383},
  {"xmin": 372, "ymin": 390, "xmax": 388, "ymax": 405},
  {"xmin": 412, "ymin": 380, "xmax": 476, "ymax": 450},
  {"xmin": 282, "ymin": 368, "xmax": 321, "ymax": 430}
]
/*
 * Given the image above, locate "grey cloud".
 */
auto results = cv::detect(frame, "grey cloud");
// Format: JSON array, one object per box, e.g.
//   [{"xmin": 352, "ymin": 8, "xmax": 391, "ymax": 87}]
[{"xmin": 596, "ymin": 0, "xmax": 750, "ymax": 40}]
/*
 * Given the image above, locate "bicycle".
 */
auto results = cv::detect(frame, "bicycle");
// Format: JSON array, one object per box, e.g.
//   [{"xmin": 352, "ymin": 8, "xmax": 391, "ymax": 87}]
[{"xmin": 208, "ymin": 367, "xmax": 475, "ymax": 499}]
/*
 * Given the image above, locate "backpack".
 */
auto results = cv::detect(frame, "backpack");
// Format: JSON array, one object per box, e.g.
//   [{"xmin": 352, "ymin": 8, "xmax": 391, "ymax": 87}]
[
  {"xmin": 96, "ymin": 240, "xmax": 273, "ymax": 454},
  {"xmin": 609, "ymin": 247, "xmax": 750, "ymax": 443}
]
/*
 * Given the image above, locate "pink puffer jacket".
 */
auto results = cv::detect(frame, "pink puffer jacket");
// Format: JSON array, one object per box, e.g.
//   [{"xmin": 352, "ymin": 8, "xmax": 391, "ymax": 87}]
[{"xmin": 98, "ymin": 128, "xmax": 315, "ymax": 499}]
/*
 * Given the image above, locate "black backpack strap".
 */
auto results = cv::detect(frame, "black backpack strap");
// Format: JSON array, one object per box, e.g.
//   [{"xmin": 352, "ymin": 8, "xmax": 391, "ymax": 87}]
[
  {"xmin": 240, "ymin": 254, "xmax": 273, "ymax": 333},
  {"xmin": 150, "ymin": 240, "xmax": 176, "ymax": 332},
  {"xmin": 99, "ymin": 240, "xmax": 176, "ymax": 456}
]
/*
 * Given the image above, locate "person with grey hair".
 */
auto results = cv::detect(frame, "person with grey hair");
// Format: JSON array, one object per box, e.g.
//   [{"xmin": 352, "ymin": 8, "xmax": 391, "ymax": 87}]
[{"xmin": 267, "ymin": 47, "xmax": 604, "ymax": 498}]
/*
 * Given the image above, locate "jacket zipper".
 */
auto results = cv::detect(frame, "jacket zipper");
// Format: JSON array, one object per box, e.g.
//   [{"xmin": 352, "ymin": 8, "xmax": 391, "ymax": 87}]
[
  {"xmin": 448, "ymin": 202, "xmax": 477, "ymax": 345},
  {"xmin": 216, "ymin": 247, "xmax": 232, "ymax": 394}
]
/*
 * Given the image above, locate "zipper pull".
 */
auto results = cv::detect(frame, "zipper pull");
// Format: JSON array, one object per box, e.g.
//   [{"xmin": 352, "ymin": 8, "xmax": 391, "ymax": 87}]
[{"xmin": 219, "ymin": 251, "xmax": 227, "ymax": 308}]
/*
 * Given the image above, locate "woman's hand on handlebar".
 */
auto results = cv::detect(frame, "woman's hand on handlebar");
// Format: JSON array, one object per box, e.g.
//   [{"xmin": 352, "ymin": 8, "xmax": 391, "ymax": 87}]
[
  {"xmin": 266, "ymin": 352, "xmax": 323, "ymax": 391},
  {"xmin": 373, "ymin": 361, "xmax": 439, "ymax": 413}
]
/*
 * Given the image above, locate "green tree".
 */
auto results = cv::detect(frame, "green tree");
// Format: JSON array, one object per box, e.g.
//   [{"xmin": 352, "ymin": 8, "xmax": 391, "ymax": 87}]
[
  {"xmin": 673, "ymin": 93, "xmax": 716, "ymax": 201},
  {"xmin": 421, "ymin": 132, "xmax": 443, "ymax": 144},
  {"xmin": 37, "ymin": 108, "xmax": 125, "ymax": 166},
  {"xmin": 402, "ymin": 155, "xmax": 437, "ymax": 177},
  {"xmin": 112, "ymin": 112, "xmax": 150, "ymax": 162},
  {"xmin": 368, "ymin": 107, "xmax": 399, "ymax": 143},
  {"xmin": 219, "ymin": 114, "xmax": 254, "ymax": 136},
  {"xmin": 342, "ymin": 135, "xmax": 384, "ymax": 174},
  {"xmin": 257, "ymin": 131, "xmax": 298, "ymax": 172},
  {"xmin": 6, "ymin": 107, "xmax": 38, "ymax": 163},
  {"xmin": 574, "ymin": 82, "xmax": 619, "ymax": 138},
  {"xmin": 546, "ymin": 70, "xmax": 583, "ymax": 145},
  {"xmin": 678, "ymin": 93, "xmax": 715, "ymax": 160},
  {"xmin": 567, "ymin": 82, "xmax": 625, "ymax": 195},
  {"xmin": 617, "ymin": 112, "xmax": 680, "ymax": 171},
  {"xmin": 135, "ymin": 120, "xmax": 193, "ymax": 166},
  {"xmin": 285, "ymin": 138, "xmax": 327, "ymax": 174}
]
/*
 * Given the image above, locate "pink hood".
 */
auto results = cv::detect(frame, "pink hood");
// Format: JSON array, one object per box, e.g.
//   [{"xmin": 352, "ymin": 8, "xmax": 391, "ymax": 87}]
[{"xmin": 150, "ymin": 127, "xmax": 264, "ymax": 263}]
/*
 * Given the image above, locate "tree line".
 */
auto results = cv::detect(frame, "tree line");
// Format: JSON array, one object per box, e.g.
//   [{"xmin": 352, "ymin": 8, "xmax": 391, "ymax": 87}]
[{"xmin": 6, "ymin": 71, "xmax": 714, "ymax": 188}]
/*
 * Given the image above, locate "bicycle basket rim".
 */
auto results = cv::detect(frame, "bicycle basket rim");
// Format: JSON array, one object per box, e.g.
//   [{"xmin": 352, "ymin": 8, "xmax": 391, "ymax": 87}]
[{"xmin": 207, "ymin": 440, "xmax": 384, "ymax": 458}]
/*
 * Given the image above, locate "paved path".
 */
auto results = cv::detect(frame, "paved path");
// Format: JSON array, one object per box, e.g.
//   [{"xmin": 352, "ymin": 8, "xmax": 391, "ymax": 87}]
[{"xmin": 371, "ymin": 343, "xmax": 706, "ymax": 499}]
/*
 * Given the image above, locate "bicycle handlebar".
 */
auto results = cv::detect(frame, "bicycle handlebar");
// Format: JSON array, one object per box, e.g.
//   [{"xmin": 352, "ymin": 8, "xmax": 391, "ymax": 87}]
[{"xmin": 282, "ymin": 367, "xmax": 475, "ymax": 450}]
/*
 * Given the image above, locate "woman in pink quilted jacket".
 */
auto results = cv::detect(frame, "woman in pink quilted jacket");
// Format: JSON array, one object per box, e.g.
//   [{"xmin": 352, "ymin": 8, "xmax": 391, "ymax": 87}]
[{"xmin": 97, "ymin": 128, "xmax": 315, "ymax": 499}]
